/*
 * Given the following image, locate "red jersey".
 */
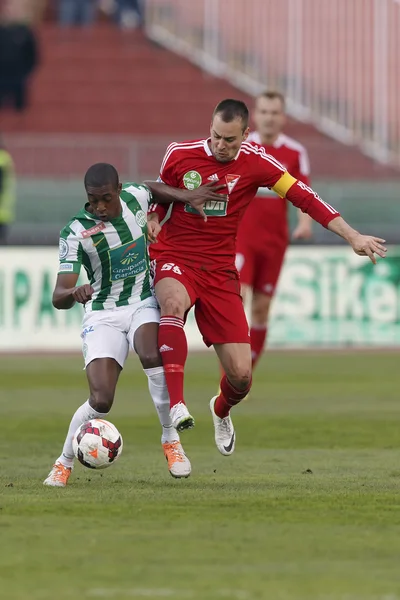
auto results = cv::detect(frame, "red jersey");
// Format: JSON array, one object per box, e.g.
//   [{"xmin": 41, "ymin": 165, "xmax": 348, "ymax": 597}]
[
  {"xmin": 241, "ymin": 132, "xmax": 311, "ymax": 245},
  {"xmin": 150, "ymin": 138, "xmax": 338, "ymax": 271}
]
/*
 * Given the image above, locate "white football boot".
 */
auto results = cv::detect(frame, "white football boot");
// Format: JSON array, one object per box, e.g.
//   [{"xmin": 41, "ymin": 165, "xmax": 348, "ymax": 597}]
[
  {"xmin": 169, "ymin": 402, "xmax": 195, "ymax": 432},
  {"xmin": 209, "ymin": 396, "xmax": 236, "ymax": 456},
  {"xmin": 162, "ymin": 441, "xmax": 191, "ymax": 478},
  {"xmin": 43, "ymin": 462, "xmax": 72, "ymax": 487}
]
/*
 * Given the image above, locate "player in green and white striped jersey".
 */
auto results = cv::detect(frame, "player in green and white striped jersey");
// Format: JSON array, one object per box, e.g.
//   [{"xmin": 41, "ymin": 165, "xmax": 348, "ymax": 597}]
[{"xmin": 44, "ymin": 163, "xmax": 194, "ymax": 486}]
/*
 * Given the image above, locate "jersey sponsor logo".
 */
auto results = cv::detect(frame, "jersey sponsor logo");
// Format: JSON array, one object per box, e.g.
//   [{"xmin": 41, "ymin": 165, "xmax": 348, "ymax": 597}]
[
  {"xmin": 81, "ymin": 222, "xmax": 106, "ymax": 238},
  {"xmin": 108, "ymin": 236, "xmax": 147, "ymax": 282},
  {"xmin": 121, "ymin": 242, "xmax": 139, "ymax": 265},
  {"xmin": 59, "ymin": 238, "xmax": 69, "ymax": 260},
  {"xmin": 183, "ymin": 170, "xmax": 202, "ymax": 190},
  {"xmin": 135, "ymin": 210, "xmax": 147, "ymax": 228},
  {"xmin": 59, "ymin": 262, "xmax": 74, "ymax": 272},
  {"xmin": 225, "ymin": 174, "xmax": 240, "ymax": 194},
  {"xmin": 185, "ymin": 198, "xmax": 228, "ymax": 217},
  {"xmin": 207, "ymin": 173, "xmax": 219, "ymax": 181}
]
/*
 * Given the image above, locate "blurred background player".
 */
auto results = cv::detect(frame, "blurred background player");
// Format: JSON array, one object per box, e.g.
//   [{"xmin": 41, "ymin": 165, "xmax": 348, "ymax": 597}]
[
  {"xmin": 235, "ymin": 91, "xmax": 313, "ymax": 371},
  {"xmin": 0, "ymin": 135, "xmax": 16, "ymax": 244}
]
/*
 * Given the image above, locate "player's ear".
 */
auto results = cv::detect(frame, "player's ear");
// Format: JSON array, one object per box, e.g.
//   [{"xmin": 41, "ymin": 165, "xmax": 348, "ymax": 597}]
[
  {"xmin": 117, "ymin": 182, "xmax": 122, "ymax": 194},
  {"xmin": 243, "ymin": 127, "xmax": 250, "ymax": 141}
]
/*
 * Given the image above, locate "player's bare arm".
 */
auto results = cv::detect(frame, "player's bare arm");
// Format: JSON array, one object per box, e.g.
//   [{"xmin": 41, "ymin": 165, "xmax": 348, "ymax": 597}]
[
  {"xmin": 326, "ymin": 218, "xmax": 387, "ymax": 264},
  {"xmin": 271, "ymin": 171, "xmax": 387, "ymax": 264},
  {"xmin": 52, "ymin": 272, "xmax": 94, "ymax": 309},
  {"xmin": 146, "ymin": 180, "xmax": 227, "ymax": 221}
]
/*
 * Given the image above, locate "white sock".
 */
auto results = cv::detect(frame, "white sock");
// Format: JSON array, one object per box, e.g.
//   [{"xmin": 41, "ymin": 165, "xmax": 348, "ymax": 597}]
[
  {"xmin": 144, "ymin": 366, "xmax": 180, "ymax": 444},
  {"xmin": 57, "ymin": 400, "xmax": 109, "ymax": 468}
]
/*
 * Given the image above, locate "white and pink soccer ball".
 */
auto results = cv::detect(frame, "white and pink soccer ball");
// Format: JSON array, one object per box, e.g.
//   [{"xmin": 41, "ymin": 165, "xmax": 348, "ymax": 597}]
[{"xmin": 73, "ymin": 419, "xmax": 123, "ymax": 469}]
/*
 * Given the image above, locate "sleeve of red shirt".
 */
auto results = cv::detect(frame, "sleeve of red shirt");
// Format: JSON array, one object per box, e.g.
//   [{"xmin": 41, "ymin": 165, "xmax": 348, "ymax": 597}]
[
  {"xmin": 285, "ymin": 181, "xmax": 339, "ymax": 228},
  {"xmin": 254, "ymin": 145, "xmax": 339, "ymax": 228},
  {"xmin": 147, "ymin": 143, "xmax": 180, "ymax": 221}
]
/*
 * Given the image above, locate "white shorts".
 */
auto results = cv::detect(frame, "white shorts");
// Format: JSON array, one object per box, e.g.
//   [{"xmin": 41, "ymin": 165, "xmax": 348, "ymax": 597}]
[{"xmin": 81, "ymin": 297, "xmax": 160, "ymax": 368}]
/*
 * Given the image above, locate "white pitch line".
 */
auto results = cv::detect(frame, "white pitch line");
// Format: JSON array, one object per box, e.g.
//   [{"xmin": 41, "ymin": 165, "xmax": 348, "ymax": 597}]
[{"xmin": 88, "ymin": 588, "xmax": 252, "ymax": 599}]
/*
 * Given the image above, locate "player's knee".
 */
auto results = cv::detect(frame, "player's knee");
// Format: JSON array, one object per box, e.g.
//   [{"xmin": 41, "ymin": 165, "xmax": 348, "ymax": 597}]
[
  {"xmin": 89, "ymin": 390, "xmax": 114, "ymax": 414},
  {"xmin": 138, "ymin": 350, "xmax": 162, "ymax": 370},
  {"xmin": 160, "ymin": 296, "xmax": 186, "ymax": 318},
  {"xmin": 228, "ymin": 365, "xmax": 252, "ymax": 390}
]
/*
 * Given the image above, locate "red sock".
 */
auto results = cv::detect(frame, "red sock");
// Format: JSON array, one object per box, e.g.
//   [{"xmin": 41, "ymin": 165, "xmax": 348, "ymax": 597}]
[
  {"xmin": 159, "ymin": 316, "xmax": 187, "ymax": 409},
  {"xmin": 214, "ymin": 375, "xmax": 252, "ymax": 418},
  {"xmin": 250, "ymin": 326, "xmax": 267, "ymax": 368}
]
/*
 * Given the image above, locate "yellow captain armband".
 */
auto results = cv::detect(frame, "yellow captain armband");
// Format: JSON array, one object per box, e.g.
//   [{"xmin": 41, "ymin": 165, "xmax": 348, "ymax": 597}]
[{"xmin": 271, "ymin": 172, "xmax": 297, "ymax": 198}]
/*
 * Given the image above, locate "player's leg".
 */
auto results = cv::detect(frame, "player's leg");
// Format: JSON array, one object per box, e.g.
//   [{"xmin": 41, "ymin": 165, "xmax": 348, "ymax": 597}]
[
  {"xmin": 195, "ymin": 274, "xmax": 252, "ymax": 455},
  {"xmin": 128, "ymin": 300, "xmax": 191, "ymax": 478},
  {"xmin": 215, "ymin": 249, "xmax": 254, "ymax": 379},
  {"xmin": 44, "ymin": 357, "xmax": 121, "ymax": 487},
  {"xmin": 153, "ymin": 260, "xmax": 196, "ymax": 429},
  {"xmin": 44, "ymin": 315, "xmax": 128, "ymax": 487},
  {"xmin": 249, "ymin": 245, "xmax": 287, "ymax": 368},
  {"xmin": 249, "ymin": 292, "xmax": 272, "ymax": 369}
]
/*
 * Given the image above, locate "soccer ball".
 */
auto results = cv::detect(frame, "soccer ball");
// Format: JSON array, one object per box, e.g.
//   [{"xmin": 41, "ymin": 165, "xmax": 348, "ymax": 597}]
[{"xmin": 72, "ymin": 419, "xmax": 123, "ymax": 469}]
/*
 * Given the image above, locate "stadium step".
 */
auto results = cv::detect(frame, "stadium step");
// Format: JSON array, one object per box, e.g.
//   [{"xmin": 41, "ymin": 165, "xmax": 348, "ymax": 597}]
[{"xmin": 0, "ymin": 24, "xmax": 397, "ymax": 181}]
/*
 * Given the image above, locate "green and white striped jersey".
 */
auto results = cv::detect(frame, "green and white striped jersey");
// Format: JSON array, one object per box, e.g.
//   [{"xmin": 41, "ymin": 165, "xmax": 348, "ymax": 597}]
[{"xmin": 58, "ymin": 183, "xmax": 153, "ymax": 312}]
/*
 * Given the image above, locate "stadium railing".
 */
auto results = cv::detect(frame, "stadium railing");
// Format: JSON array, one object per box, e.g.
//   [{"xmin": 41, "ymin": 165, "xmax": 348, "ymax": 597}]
[
  {"xmin": 145, "ymin": 0, "xmax": 400, "ymax": 169},
  {"xmin": 3, "ymin": 132, "xmax": 399, "ymax": 246}
]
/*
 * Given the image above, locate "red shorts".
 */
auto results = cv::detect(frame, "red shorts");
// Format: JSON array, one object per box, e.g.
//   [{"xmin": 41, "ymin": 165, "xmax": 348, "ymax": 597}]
[
  {"xmin": 153, "ymin": 259, "xmax": 250, "ymax": 347},
  {"xmin": 235, "ymin": 242, "xmax": 287, "ymax": 296}
]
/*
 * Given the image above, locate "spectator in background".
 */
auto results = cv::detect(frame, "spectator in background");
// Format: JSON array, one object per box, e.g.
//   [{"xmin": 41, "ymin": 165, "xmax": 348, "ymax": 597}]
[
  {"xmin": 117, "ymin": 0, "xmax": 144, "ymax": 28},
  {"xmin": 0, "ymin": 137, "xmax": 16, "ymax": 245},
  {"xmin": 100, "ymin": 0, "xmax": 144, "ymax": 29},
  {"xmin": 58, "ymin": 0, "xmax": 98, "ymax": 27},
  {"xmin": 0, "ymin": 8, "xmax": 38, "ymax": 112}
]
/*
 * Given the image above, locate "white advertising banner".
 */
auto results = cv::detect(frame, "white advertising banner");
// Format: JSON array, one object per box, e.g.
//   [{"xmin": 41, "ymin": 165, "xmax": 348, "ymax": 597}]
[{"xmin": 1, "ymin": 247, "xmax": 400, "ymax": 351}]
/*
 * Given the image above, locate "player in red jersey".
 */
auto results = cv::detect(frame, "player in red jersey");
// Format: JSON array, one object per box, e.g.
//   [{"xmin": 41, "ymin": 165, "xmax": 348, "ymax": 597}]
[
  {"xmin": 148, "ymin": 99, "xmax": 386, "ymax": 456},
  {"xmin": 236, "ymin": 90, "xmax": 313, "ymax": 369}
]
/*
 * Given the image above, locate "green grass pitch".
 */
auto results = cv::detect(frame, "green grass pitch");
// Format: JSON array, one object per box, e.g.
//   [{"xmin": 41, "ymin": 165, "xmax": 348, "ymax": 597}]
[{"xmin": 1, "ymin": 351, "xmax": 400, "ymax": 600}]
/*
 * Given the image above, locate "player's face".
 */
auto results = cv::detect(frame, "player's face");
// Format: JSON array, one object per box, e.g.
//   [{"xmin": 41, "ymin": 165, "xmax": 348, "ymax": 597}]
[
  {"xmin": 85, "ymin": 182, "xmax": 123, "ymax": 221},
  {"xmin": 209, "ymin": 115, "xmax": 249, "ymax": 162},
  {"xmin": 253, "ymin": 96, "xmax": 286, "ymax": 140}
]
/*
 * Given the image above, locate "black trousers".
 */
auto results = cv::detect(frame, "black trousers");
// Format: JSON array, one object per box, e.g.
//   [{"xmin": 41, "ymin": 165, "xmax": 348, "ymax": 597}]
[{"xmin": 0, "ymin": 77, "xmax": 27, "ymax": 111}]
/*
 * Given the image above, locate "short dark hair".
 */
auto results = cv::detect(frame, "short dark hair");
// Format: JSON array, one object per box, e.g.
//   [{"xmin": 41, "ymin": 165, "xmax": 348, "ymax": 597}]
[
  {"xmin": 84, "ymin": 163, "xmax": 119, "ymax": 190},
  {"xmin": 257, "ymin": 90, "xmax": 286, "ymax": 107},
  {"xmin": 212, "ymin": 99, "xmax": 249, "ymax": 130}
]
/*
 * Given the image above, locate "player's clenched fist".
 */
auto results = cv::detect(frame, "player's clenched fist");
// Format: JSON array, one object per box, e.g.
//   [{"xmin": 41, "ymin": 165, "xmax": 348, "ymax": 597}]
[
  {"xmin": 72, "ymin": 284, "xmax": 94, "ymax": 304},
  {"xmin": 147, "ymin": 218, "xmax": 161, "ymax": 243}
]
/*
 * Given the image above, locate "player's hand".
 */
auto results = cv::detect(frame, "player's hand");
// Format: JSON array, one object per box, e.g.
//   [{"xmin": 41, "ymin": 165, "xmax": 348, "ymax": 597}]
[
  {"xmin": 147, "ymin": 218, "xmax": 161, "ymax": 243},
  {"xmin": 350, "ymin": 234, "xmax": 387, "ymax": 264},
  {"xmin": 292, "ymin": 222, "xmax": 313, "ymax": 240},
  {"xmin": 182, "ymin": 181, "xmax": 228, "ymax": 222},
  {"xmin": 72, "ymin": 284, "xmax": 94, "ymax": 304}
]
